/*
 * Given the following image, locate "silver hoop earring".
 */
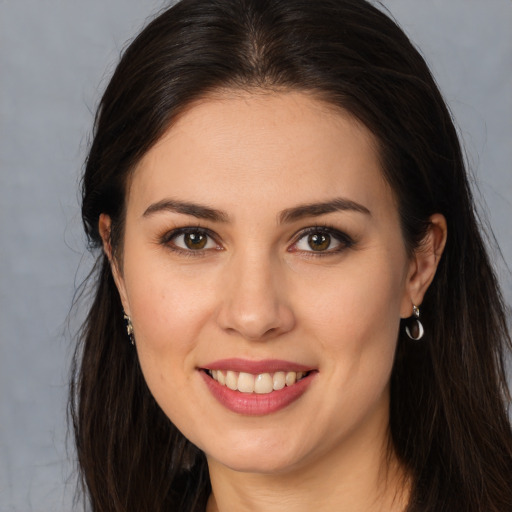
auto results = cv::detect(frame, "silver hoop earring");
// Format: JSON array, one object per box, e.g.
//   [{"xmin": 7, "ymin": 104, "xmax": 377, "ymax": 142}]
[
  {"xmin": 123, "ymin": 313, "xmax": 135, "ymax": 345},
  {"xmin": 405, "ymin": 305, "xmax": 424, "ymax": 340}
]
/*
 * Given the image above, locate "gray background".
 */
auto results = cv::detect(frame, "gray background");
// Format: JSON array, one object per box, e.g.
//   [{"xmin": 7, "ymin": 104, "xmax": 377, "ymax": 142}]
[{"xmin": 1, "ymin": 1, "xmax": 511, "ymax": 511}]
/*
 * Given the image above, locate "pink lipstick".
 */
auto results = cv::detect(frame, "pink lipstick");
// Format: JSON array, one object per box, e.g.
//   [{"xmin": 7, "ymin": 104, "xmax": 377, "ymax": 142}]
[{"xmin": 200, "ymin": 358, "xmax": 316, "ymax": 415}]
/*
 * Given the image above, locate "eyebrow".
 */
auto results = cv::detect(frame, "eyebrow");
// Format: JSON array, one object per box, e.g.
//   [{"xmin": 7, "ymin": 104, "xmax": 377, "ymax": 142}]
[
  {"xmin": 143, "ymin": 199, "xmax": 229, "ymax": 222},
  {"xmin": 142, "ymin": 197, "xmax": 370, "ymax": 224},
  {"xmin": 279, "ymin": 198, "xmax": 371, "ymax": 223}
]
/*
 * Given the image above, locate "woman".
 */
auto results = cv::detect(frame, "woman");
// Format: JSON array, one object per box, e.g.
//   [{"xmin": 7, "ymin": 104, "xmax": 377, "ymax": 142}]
[{"xmin": 71, "ymin": 0, "xmax": 512, "ymax": 510}]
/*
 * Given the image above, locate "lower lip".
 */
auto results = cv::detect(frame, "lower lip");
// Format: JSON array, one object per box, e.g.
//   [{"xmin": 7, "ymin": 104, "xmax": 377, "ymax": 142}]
[{"xmin": 200, "ymin": 371, "xmax": 316, "ymax": 415}]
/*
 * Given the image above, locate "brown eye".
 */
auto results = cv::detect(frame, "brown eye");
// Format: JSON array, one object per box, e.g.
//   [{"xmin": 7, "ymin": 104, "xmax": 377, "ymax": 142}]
[
  {"xmin": 166, "ymin": 229, "xmax": 218, "ymax": 252},
  {"xmin": 292, "ymin": 227, "xmax": 354, "ymax": 255},
  {"xmin": 184, "ymin": 232, "xmax": 208, "ymax": 250},
  {"xmin": 307, "ymin": 233, "xmax": 331, "ymax": 251}
]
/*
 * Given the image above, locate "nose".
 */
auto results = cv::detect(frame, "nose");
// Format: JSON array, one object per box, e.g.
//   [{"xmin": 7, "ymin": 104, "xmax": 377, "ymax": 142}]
[{"xmin": 215, "ymin": 250, "xmax": 295, "ymax": 341}]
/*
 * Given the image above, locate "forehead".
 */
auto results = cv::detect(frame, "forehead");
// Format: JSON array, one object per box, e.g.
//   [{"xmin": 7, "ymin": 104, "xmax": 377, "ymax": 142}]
[{"xmin": 128, "ymin": 91, "xmax": 393, "ymax": 217}]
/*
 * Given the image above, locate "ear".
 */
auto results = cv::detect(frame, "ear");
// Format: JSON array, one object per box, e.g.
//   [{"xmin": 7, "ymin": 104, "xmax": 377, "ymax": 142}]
[
  {"xmin": 98, "ymin": 213, "xmax": 131, "ymax": 315},
  {"xmin": 400, "ymin": 213, "xmax": 447, "ymax": 318}
]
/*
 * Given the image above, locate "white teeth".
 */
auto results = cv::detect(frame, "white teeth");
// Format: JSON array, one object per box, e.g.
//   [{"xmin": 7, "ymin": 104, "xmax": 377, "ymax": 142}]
[
  {"xmin": 237, "ymin": 372, "xmax": 255, "ymax": 393},
  {"xmin": 208, "ymin": 369, "xmax": 309, "ymax": 394},
  {"xmin": 273, "ymin": 371, "xmax": 286, "ymax": 390},
  {"xmin": 225, "ymin": 370, "xmax": 238, "ymax": 390},
  {"xmin": 254, "ymin": 373, "xmax": 274, "ymax": 394},
  {"xmin": 285, "ymin": 371, "xmax": 297, "ymax": 386}
]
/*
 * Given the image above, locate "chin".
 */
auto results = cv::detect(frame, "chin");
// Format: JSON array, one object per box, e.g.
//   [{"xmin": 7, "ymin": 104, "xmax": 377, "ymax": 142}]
[
  {"xmin": 203, "ymin": 433, "xmax": 309, "ymax": 475},
  {"xmin": 210, "ymin": 453, "xmax": 300, "ymax": 475}
]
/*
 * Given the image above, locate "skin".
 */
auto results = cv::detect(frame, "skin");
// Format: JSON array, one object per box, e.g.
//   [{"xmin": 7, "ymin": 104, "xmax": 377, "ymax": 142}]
[{"xmin": 100, "ymin": 91, "xmax": 446, "ymax": 512}]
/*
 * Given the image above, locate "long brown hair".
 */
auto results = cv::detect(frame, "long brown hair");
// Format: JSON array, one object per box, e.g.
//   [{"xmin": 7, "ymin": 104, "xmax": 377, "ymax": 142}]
[{"xmin": 71, "ymin": 1, "xmax": 512, "ymax": 510}]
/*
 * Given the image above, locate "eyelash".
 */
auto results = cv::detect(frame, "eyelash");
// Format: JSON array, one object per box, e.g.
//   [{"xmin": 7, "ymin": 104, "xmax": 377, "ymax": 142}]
[
  {"xmin": 159, "ymin": 225, "xmax": 354, "ymax": 257},
  {"xmin": 159, "ymin": 226, "xmax": 221, "ymax": 257},
  {"xmin": 289, "ymin": 226, "xmax": 355, "ymax": 257}
]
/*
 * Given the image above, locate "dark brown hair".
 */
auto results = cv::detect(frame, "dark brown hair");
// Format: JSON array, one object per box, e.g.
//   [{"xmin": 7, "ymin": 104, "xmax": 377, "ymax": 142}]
[{"xmin": 71, "ymin": 0, "xmax": 512, "ymax": 510}]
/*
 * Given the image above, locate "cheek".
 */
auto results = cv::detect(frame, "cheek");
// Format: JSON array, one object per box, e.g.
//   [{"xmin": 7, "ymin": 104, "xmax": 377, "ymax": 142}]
[
  {"xmin": 297, "ymin": 251, "xmax": 405, "ymax": 385},
  {"xmin": 302, "ymin": 260, "xmax": 404, "ymax": 433},
  {"xmin": 126, "ymin": 257, "xmax": 215, "ymax": 352},
  {"xmin": 120, "ymin": 252, "xmax": 219, "ymax": 413},
  {"xmin": 123, "ymin": 260, "xmax": 217, "ymax": 418},
  {"xmin": 303, "ymin": 254, "xmax": 404, "ymax": 334}
]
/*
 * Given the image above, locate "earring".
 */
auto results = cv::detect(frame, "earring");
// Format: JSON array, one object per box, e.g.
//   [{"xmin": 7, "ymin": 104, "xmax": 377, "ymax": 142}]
[
  {"xmin": 123, "ymin": 313, "xmax": 135, "ymax": 345},
  {"xmin": 405, "ymin": 304, "xmax": 424, "ymax": 340}
]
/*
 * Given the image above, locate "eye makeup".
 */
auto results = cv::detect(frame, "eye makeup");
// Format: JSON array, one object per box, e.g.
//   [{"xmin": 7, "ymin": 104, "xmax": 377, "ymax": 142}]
[
  {"xmin": 289, "ymin": 225, "xmax": 355, "ymax": 256},
  {"xmin": 157, "ymin": 223, "xmax": 355, "ymax": 259}
]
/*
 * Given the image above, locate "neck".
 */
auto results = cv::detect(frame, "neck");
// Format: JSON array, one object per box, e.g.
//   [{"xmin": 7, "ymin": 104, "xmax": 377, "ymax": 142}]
[{"xmin": 206, "ymin": 425, "xmax": 409, "ymax": 512}]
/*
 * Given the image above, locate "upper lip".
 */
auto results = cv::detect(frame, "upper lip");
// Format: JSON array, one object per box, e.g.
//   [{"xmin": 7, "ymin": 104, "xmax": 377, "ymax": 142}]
[{"xmin": 201, "ymin": 358, "xmax": 314, "ymax": 374}]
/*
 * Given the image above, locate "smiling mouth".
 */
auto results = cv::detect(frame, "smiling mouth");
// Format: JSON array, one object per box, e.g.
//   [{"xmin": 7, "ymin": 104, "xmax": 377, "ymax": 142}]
[{"xmin": 204, "ymin": 369, "xmax": 312, "ymax": 394}]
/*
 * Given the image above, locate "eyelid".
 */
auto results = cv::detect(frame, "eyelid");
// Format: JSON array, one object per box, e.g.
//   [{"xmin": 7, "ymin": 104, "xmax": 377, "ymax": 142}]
[
  {"xmin": 159, "ymin": 224, "xmax": 354, "ymax": 257},
  {"xmin": 160, "ymin": 226, "xmax": 223, "ymax": 255},
  {"xmin": 289, "ymin": 226, "xmax": 354, "ymax": 254}
]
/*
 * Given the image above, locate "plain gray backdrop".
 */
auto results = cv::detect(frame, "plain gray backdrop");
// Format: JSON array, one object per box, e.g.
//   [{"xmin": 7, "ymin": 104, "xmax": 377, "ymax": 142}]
[{"xmin": 1, "ymin": 1, "xmax": 511, "ymax": 510}]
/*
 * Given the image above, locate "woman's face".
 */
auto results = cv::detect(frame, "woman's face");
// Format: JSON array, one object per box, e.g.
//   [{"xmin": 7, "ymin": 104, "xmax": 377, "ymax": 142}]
[{"xmin": 108, "ymin": 91, "xmax": 421, "ymax": 474}]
